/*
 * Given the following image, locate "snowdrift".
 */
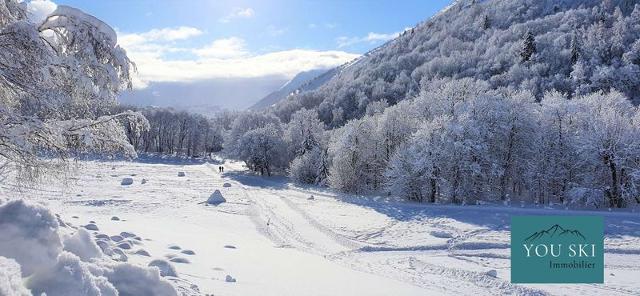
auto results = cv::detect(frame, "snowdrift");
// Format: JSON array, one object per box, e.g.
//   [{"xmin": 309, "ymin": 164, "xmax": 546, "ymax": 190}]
[
  {"xmin": 207, "ymin": 190, "xmax": 226, "ymax": 205},
  {"xmin": 0, "ymin": 200, "xmax": 179, "ymax": 296}
]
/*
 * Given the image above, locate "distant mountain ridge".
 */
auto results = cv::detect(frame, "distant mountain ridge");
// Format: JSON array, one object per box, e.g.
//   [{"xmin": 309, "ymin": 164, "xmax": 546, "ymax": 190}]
[{"xmin": 249, "ymin": 69, "xmax": 328, "ymax": 110}]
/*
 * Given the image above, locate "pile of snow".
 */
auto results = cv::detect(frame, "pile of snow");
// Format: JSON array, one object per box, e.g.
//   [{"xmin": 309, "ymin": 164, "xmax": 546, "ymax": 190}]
[
  {"xmin": 27, "ymin": 252, "xmax": 118, "ymax": 296},
  {"xmin": 0, "ymin": 256, "xmax": 31, "ymax": 296},
  {"xmin": 0, "ymin": 200, "xmax": 180, "ymax": 296},
  {"xmin": 225, "ymin": 275, "xmax": 236, "ymax": 283},
  {"xmin": 0, "ymin": 200, "xmax": 61, "ymax": 276},
  {"xmin": 485, "ymin": 269, "xmax": 498, "ymax": 278},
  {"xmin": 84, "ymin": 223, "xmax": 99, "ymax": 231},
  {"xmin": 148, "ymin": 259, "xmax": 177, "ymax": 277},
  {"xmin": 103, "ymin": 263, "xmax": 177, "ymax": 296},
  {"xmin": 207, "ymin": 190, "xmax": 226, "ymax": 205},
  {"xmin": 62, "ymin": 228, "xmax": 102, "ymax": 261},
  {"xmin": 121, "ymin": 177, "xmax": 134, "ymax": 185}
]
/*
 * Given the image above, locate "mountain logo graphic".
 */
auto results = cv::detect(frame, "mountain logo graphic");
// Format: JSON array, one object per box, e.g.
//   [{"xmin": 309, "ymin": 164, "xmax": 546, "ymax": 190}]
[{"xmin": 523, "ymin": 224, "xmax": 586, "ymax": 243}]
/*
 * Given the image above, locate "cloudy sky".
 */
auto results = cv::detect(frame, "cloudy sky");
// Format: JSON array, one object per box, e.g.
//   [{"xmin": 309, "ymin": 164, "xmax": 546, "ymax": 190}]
[{"xmin": 27, "ymin": 0, "xmax": 451, "ymax": 110}]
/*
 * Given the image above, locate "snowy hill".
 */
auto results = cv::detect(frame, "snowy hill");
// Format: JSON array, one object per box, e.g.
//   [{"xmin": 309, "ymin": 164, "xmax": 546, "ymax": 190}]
[
  {"xmin": 250, "ymin": 69, "xmax": 328, "ymax": 110},
  {"xmin": 271, "ymin": 0, "xmax": 640, "ymax": 127}
]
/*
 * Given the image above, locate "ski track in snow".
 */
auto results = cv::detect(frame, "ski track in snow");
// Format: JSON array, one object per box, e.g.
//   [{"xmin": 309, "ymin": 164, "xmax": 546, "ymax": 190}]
[{"xmin": 2, "ymin": 160, "xmax": 640, "ymax": 296}]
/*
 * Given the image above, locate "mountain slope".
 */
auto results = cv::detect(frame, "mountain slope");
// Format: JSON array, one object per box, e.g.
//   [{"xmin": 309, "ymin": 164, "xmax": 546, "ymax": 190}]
[
  {"xmin": 271, "ymin": 0, "xmax": 640, "ymax": 127},
  {"xmin": 249, "ymin": 69, "xmax": 328, "ymax": 110}
]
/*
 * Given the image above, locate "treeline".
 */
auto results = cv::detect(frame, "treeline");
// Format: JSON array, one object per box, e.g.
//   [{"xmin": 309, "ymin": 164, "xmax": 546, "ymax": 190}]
[
  {"xmin": 113, "ymin": 106, "xmax": 229, "ymax": 158},
  {"xmin": 224, "ymin": 78, "xmax": 640, "ymax": 209}
]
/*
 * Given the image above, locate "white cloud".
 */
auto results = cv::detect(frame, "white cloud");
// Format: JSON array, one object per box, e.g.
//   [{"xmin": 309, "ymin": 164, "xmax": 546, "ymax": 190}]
[
  {"xmin": 337, "ymin": 29, "xmax": 408, "ymax": 48},
  {"xmin": 119, "ymin": 26, "xmax": 203, "ymax": 47},
  {"xmin": 118, "ymin": 27, "xmax": 359, "ymax": 89},
  {"xmin": 219, "ymin": 7, "xmax": 255, "ymax": 23},
  {"xmin": 130, "ymin": 49, "xmax": 359, "ymax": 86},
  {"xmin": 26, "ymin": 0, "xmax": 57, "ymax": 23},
  {"xmin": 194, "ymin": 37, "xmax": 247, "ymax": 58}
]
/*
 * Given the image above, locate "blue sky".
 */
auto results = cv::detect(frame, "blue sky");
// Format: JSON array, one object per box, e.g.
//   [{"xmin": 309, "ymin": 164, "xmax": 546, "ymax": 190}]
[
  {"xmin": 51, "ymin": 0, "xmax": 451, "ymax": 54},
  {"xmin": 27, "ymin": 0, "xmax": 451, "ymax": 109}
]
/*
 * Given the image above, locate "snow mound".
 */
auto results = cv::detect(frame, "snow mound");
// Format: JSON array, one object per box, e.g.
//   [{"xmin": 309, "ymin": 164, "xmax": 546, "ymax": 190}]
[
  {"xmin": 96, "ymin": 241, "xmax": 113, "ymax": 256},
  {"xmin": 111, "ymin": 249, "xmax": 128, "ymax": 262},
  {"xmin": 134, "ymin": 249, "xmax": 150, "ymax": 257},
  {"xmin": 63, "ymin": 228, "xmax": 102, "ymax": 261},
  {"xmin": 223, "ymin": 183, "xmax": 232, "ymax": 187},
  {"xmin": 0, "ymin": 200, "xmax": 61, "ymax": 276},
  {"xmin": 0, "ymin": 256, "xmax": 31, "ymax": 296},
  {"xmin": 84, "ymin": 223, "xmax": 99, "ymax": 231},
  {"xmin": 180, "ymin": 249, "xmax": 195, "ymax": 255},
  {"xmin": 430, "ymin": 230, "xmax": 453, "ymax": 238},
  {"xmin": 485, "ymin": 269, "xmax": 498, "ymax": 278},
  {"xmin": 120, "ymin": 231, "xmax": 136, "ymax": 238},
  {"xmin": 177, "ymin": 172, "xmax": 186, "ymax": 177},
  {"xmin": 103, "ymin": 263, "xmax": 178, "ymax": 296},
  {"xmin": 168, "ymin": 244, "xmax": 181, "ymax": 250},
  {"xmin": 110, "ymin": 235, "xmax": 123, "ymax": 242},
  {"xmin": 121, "ymin": 178, "xmax": 134, "ymax": 186},
  {"xmin": 207, "ymin": 190, "xmax": 226, "ymax": 205},
  {"xmin": 0, "ymin": 200, "xmax": 182, "ymax": 296},
  {"xmin": 116, "ymin": 242, "xmax": 131, "ymax": 250},
  {"xmin": 148, "ymin": 259, "xmax": 177, "ymax": 277},
  {"xmin": 27, "ymin": 252, "xmax": 118, "ymax": 296},
  {"xmin": 225, "ymin": 275, "xmax": 236, "ymax": 283},
  {"xmin": 169, "ymin": 257, "xmax": 190, "ymax": 264},
  {"xmin": 111, "ymin": 216, "xmax": 120, "ymax": 221}
]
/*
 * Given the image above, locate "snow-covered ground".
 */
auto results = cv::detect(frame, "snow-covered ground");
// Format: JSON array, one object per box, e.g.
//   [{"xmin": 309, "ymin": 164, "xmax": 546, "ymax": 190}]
[{"xmin": 2, "ymin": 159, "xmax": 639, "ymax": 295}]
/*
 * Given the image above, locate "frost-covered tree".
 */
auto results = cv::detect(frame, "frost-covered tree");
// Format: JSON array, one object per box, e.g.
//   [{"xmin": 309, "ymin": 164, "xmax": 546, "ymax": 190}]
[
  {"xmin": 328, "ymin": 118, "xmax": 384, "ymax": 193},
  {"xmin": 289, "ymin": 146, "xmax": 328, "ymax": 185},
  {"xmin": 573, "ymin": 92, "xmax": 640, "ymax": 208},
  {"xmin": 285, "ymin": 108, "xmax": 328, "ymax": 184},
  {"xmin": 237, "ymin": 124, "xmax": 286, "ymax": 176},
  {"xmin": 224, "ymin": 112, "xmax": 281, "ymax": 158},
  {"xmin": 284, "ymin": 108, "xmax": 325, "ymax": 160},
  {"xmin": 0, "ymin": 1, "xmax": 146, "ymax": 181}
]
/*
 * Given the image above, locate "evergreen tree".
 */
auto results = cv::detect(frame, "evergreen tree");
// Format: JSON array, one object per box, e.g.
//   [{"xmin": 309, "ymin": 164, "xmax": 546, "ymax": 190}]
[
  {"xmin": 520, "ymin": 31, "xmax": 536, "ymax": 62},
  {"xmin": 570, "ymin": 32, "xmax": 580, "ymax": 65},
  {"xmin": 482, "ymin": 14, "xmax": 491, "ymax": 30}
]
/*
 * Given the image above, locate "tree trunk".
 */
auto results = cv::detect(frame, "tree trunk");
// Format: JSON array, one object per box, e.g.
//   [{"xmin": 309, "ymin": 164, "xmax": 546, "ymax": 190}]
[{"xmin": 604, "ymin": 154, "xmax": 623, "ymax": 208}]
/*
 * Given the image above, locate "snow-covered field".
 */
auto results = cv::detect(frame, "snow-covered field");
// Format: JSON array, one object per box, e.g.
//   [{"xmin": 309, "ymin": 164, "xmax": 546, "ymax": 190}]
[{"xmin": 2, "ymin": 159, "xmax": 639, "ymax": 296}]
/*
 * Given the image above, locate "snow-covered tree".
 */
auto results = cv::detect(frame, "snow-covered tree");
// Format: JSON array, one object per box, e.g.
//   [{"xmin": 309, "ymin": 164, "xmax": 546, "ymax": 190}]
[
  {"xmin": 285, "ymin": 108, "xmax": 328, "ymax": 184},
  {"xmin": 237, "ymin": 124, "xmax": 286, "ymax": 176},
  {"xmin": 0, "ymin": 1, "xmax": 146, "ymax": 181}
]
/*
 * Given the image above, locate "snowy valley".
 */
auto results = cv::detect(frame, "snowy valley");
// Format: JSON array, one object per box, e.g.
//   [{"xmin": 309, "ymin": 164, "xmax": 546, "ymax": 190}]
[
  {"xmin": 2, "ymin": 160, "xmax": 640, "ymax": 295},
  {"xmin": 2, "ymin": 0, "xmax": 640, "ymax": 295}
]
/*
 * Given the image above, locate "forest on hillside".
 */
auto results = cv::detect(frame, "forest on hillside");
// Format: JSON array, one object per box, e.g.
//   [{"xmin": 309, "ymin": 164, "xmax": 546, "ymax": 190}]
[{"xmin": 211, "ymin": 0, "xmax": 640, "ymax": 209}]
